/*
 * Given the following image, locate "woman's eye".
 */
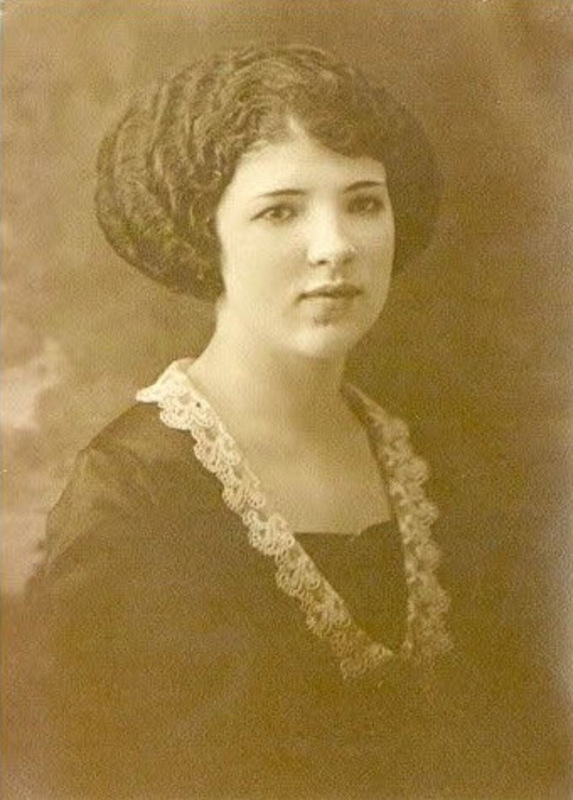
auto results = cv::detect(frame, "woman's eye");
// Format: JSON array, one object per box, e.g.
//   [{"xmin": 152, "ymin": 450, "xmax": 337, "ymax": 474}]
[
  {"xmin": 256, "ymin": 204, "xmax": 297, "ymax": 224},
  {"xmin": 348, "ymin": 195, "xmax": 385, "ymax": 216}
]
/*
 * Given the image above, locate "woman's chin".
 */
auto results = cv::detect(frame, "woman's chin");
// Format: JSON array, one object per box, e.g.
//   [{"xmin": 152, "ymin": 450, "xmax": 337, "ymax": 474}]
[{"xmin": 286, "ymin": 323, "xmax": 370, "ymax": 361}]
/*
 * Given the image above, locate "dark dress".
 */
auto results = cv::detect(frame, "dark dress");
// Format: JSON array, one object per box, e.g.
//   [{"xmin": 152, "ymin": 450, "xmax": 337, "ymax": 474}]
[{"xmin": 22, "ymin": 361, "xmax": 568, "ymax": 798}]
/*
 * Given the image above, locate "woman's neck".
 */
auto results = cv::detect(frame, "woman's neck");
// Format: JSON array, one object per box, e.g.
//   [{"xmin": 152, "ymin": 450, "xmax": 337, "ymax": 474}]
[{"xmin": 188, "ymin": 322, "xmax": 349, "ymax": 432}]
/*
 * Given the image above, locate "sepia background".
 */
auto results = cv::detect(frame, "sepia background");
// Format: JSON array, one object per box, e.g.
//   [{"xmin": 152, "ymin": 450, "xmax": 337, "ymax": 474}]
[{"xmin": 3, "ymin": 0, "xmax": 572, "ymax": 712}]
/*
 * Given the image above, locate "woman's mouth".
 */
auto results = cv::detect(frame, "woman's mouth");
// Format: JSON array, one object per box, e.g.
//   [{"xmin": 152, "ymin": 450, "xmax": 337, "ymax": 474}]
[
  {"xmin": 300, "ymin": 283, "xmax": 362, "ymax": 301},
  {"xmin": 298, "ymin": 283, "xmax": 363, "ymax": 323}
]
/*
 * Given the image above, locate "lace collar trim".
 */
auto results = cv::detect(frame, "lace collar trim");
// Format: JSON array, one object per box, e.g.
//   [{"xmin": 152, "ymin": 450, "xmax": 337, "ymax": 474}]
[{"xmin": 137, "ymin": 359, "xmax": 452, "ymax": 681}]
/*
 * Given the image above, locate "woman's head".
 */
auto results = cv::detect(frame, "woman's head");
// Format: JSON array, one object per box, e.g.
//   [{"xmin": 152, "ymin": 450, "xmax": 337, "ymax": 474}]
[
  {"xmin": 214, "ymin": 130, "xmax": 395, "ymax": 360},
  {"xmin": 96, "ymin": 44, "xmax": 441, "ymax": 301}
]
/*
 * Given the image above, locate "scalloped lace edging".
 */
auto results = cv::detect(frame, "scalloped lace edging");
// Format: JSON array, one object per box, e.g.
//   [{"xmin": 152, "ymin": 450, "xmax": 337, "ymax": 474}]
[{"xmin": 137, "ymin": 360, "xmax": 452, "ymax": 680}]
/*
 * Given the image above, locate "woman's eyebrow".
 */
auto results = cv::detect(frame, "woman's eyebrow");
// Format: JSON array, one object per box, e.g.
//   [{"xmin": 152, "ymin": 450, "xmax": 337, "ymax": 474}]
[
  {"xmin": 255, "ymin": 188, "xmax": 305, "ymax": 199},
  {"xmin": 254, "ymin": 180, "xmax": 386, "ymax": 200},
  {"xmin": 343, "ymin": 180, "xmax": 386, "ymax": 193}
]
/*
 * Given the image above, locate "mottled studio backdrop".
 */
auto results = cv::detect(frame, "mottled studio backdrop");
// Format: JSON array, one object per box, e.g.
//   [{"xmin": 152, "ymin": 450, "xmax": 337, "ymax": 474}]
[{"xmin": 3, "ymin": 0, "xmax": 572, "ymax": 687}]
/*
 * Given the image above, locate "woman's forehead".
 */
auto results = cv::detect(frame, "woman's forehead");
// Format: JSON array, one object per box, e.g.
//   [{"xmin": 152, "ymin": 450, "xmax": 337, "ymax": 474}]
[{"xmin": 229, "ymin": 134, "xmax": 388, "ymax": 196}]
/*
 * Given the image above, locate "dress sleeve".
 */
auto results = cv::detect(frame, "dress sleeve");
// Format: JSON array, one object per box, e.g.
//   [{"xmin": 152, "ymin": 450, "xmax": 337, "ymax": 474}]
[{"xmin": 28, "ymin": 439, "xmax": 260, "ymax": 798}]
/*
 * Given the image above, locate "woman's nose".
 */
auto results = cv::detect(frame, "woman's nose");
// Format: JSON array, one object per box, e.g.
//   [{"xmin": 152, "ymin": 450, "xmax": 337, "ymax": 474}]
[{"xmin": 306, "ymin": 211, "xmax": 357, "ymax": 268}]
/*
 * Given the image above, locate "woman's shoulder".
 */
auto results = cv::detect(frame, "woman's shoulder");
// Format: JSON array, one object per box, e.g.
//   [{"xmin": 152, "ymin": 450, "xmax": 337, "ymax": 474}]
[
  {"xmin": 69, "ymin": 400, "xmax": 209, "ymax": 508},
  {"xmin": 37, "ymin": 400, "xmax": 220, "ymax": 573},
  {"xmin": 91, "ymin": 400, "xmax": 194, "ymax": 466},
  {"xmin": 80, "ymin": 394, "xmax": 223, "ymax": 507}
]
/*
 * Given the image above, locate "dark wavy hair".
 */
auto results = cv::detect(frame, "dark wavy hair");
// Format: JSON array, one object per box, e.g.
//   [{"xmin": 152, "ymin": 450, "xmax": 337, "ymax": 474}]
[{"xmin": 95, "ymin": 44, "xmax": 441, "ymax": 300}]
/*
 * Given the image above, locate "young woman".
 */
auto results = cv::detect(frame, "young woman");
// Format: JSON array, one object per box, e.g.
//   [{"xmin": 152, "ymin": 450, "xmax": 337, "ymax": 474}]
[{"xmin": 29, "ymin": 44, "xmax": 455, "ymax": 798}]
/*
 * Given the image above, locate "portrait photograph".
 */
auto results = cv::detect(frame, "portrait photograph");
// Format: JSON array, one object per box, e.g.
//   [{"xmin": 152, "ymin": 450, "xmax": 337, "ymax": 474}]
[{"xmin": 3, "ymin": 1, "xmax": 572, "ymax": 798}]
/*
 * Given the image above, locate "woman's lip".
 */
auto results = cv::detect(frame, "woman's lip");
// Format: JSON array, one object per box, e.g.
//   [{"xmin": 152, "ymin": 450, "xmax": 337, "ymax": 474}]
[{"xmin": 300, "ymin": 285, "xmax": 362, "ymax": 299}]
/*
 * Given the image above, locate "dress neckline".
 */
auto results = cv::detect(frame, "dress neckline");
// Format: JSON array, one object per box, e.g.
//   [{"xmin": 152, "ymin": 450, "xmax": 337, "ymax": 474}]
[
  {"xmin": 136, "ymin": 358, "xmax": 452, "ymax": 683},
  {"xmin": 295, "ymin": 518, "xmax": 395, "ymax": 539}
]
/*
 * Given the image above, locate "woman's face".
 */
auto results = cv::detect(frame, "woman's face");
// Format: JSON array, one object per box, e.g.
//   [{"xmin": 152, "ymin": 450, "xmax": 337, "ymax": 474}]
[{"xmin": 214, "ymin": 131, "xmax": 395, "ymax": 361}]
